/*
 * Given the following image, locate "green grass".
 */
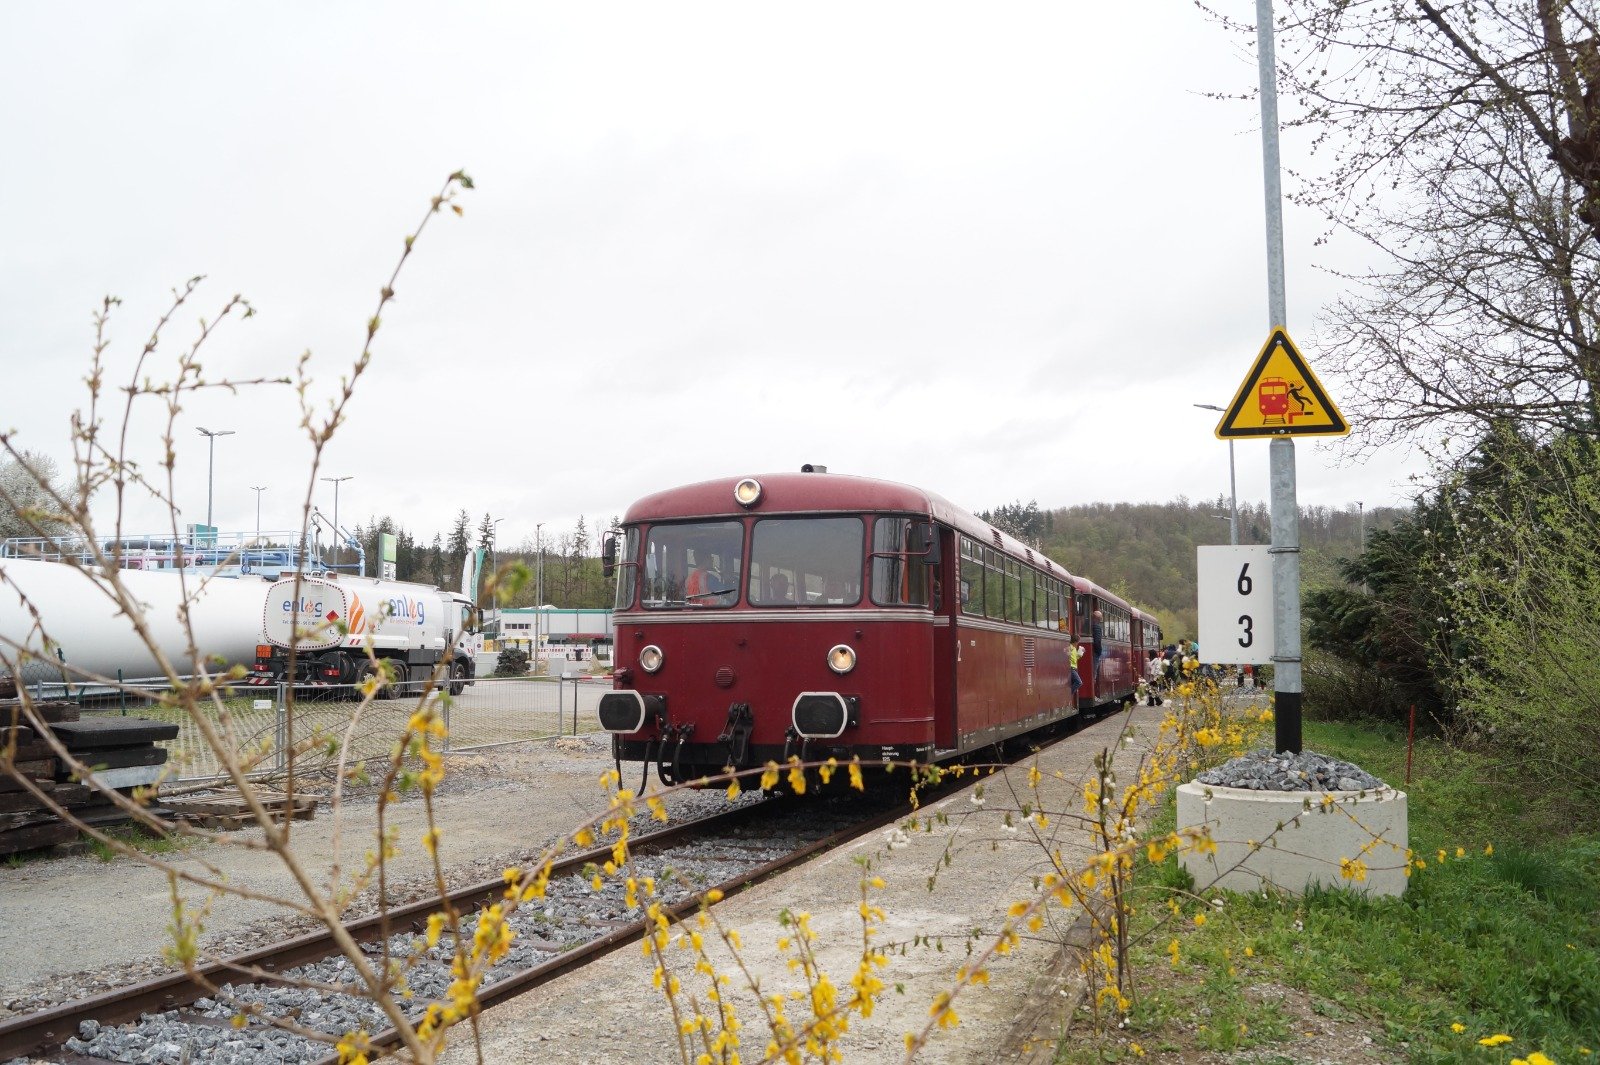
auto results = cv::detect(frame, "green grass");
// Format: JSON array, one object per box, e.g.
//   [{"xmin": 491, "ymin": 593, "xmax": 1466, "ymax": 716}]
[
  {"xmin": 1103, "ymin": 720, "xmax": 1600, "ymax": 1063},
  {"xmin": 85, "ymin": 823, "xmax": 186, "ymax": 862}
]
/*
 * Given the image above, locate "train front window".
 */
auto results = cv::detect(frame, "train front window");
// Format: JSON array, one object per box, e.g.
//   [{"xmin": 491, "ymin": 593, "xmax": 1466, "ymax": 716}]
[
  {"xmin": 749, "ymin": 517, "xmax": 864, "ymax": 606},
  {"xmin": 870, "ymin": 517, "xmax": 931, "ymax": 607},
  {"xmin": 641, "ymin": 522, "xmax": 743, "ymax": 609},
  {"xmin": 613, "ymin": 527, "xmax": 641, "ymax": 610}
]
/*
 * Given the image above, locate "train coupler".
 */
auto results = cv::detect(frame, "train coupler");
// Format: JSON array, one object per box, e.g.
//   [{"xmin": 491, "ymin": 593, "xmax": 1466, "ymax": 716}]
[{"xmin": 716, "ymin": 703, "xmax": 754, "ymax": 766}]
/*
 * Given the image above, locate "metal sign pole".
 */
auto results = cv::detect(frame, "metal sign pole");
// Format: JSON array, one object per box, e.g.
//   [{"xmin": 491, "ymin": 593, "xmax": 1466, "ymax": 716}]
[{"xmin": 1256, "ymin": 0, "xmax": 1303, "ymax": 753}]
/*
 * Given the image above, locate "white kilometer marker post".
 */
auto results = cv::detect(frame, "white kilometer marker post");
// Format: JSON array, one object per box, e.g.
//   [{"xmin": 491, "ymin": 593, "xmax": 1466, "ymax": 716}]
[{"xmin": 1196, "ymin": 546, "xmax": 1274, "ymax": 665}]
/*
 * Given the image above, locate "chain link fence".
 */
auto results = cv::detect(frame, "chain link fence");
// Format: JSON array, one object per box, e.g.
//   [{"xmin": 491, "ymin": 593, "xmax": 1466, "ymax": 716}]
[{"xmin": 64, "ymin": 673, "xmax": 610, "ymax": 784}]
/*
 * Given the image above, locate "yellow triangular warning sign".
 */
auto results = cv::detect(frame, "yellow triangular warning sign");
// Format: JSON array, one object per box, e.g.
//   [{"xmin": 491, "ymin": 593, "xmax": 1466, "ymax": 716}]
[{"xmin": 1216, "ymin": 328, "xmax": 1349, "ymax": 438}]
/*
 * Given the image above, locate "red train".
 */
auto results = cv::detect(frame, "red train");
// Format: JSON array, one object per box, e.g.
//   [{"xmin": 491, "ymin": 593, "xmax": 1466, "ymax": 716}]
[{"xmin": 598, "ymin": 469, "xmax": 1160, "ymax": 785}]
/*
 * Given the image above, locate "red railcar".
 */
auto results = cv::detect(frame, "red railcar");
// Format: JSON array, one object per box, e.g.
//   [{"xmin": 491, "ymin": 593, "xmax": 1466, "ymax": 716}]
[{"xmin": 598, "ymin": 470, "xmax": 1147, "ymax": 785}]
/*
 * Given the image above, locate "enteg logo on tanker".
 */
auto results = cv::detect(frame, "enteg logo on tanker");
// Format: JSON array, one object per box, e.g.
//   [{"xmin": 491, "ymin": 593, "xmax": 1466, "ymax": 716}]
[
  {"xmin": 381, "ymin": 595, "xmax": 425, "ymax": 624},
  {"xmin": 277, "ymin": 595, "xmax": 423, "ymax": 624}
]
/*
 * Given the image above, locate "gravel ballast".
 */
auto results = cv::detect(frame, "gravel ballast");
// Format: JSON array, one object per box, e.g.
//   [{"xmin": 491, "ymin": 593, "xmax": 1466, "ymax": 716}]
[{"xmin": 1195, "ymin": 749, "xmax": 1389, "ymax": 792}]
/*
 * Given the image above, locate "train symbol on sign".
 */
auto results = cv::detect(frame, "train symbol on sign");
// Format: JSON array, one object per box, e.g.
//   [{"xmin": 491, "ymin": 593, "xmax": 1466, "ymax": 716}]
[{"xmin": 1256, "ymin": 377, "xmax": 1314, "ymax": 425}]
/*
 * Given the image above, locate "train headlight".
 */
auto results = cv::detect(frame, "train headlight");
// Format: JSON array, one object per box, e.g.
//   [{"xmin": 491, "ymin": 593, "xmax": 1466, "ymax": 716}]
[
  {"xmin": 826, "ymin": 644, "xmax": 857, "ymax": 674},
  {"xmin": 733, "ymin": 478, "xmax": 763, "ymax": 508},
  {"xmin": 639, "ymin": 644, "xmax": 665, "ymax": 673}
]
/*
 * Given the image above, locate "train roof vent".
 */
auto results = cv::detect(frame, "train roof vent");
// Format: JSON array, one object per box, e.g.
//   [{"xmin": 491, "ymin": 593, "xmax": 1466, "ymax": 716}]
[
  {"xmin": 800, "ymin": 464, "xmax": 828, "ymax": 473},
  {"xmin": 991, "ymin": 530, "xmax": 1004, "ymax": 549},
  {"xmin": 1025, "ymin": 549, "xmax": 1034, "ymax": 563}
]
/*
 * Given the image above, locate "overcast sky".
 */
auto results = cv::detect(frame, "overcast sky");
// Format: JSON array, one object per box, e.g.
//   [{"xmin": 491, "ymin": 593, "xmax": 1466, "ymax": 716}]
[{"xmin": 1, "ymin": 3, "xmax": 1423, "ymax": 555}]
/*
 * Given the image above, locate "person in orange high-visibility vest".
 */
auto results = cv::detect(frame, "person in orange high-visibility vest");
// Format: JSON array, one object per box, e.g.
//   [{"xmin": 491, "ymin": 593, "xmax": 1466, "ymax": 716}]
[{"xmin": 685, "ymin": 558, "xmax": 724, "ymax": 604}]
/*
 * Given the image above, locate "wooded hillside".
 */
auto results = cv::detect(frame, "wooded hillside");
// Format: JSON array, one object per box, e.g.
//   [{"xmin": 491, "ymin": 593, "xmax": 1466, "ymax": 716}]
[{"xmin": 984, "ymin": 496, "xmax": 1402, "ymax": 640}]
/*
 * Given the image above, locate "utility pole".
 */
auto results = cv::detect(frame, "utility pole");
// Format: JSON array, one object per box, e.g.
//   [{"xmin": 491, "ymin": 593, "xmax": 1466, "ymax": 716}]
[
  {"xmin": 320, "ymin": 476, "xmax": 353, "ymax": 570},
  {"xmin": 196, "ymin": 427, "xmax": 235, "ymax": 529}
]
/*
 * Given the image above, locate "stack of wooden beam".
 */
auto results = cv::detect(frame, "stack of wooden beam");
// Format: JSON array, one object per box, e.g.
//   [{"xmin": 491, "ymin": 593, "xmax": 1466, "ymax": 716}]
[{"xmin": 1, "ymin": 703, "xmax": 179, "ymax": 856}]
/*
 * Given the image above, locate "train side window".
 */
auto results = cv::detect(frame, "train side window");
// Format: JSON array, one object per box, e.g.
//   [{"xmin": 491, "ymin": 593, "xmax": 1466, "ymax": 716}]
[
  {"xmin": 960, "ymin": 538, "xmax": 985, "ymax": 616},
  {"xmin": 984, "ymin": 549, "xmax": 1005, "ymax": 621},
  {"xmin": 1004, "ymin": 559, "xmax": 1024, "ymax": 623}
]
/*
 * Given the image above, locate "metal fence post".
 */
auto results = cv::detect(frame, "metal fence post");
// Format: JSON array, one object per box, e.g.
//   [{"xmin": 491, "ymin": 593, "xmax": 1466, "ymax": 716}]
[
  {"xmin": 275, "ymin": 682, "xmax": 287, "ymax": 773},
  {"xmin": 572, "ymin": 677, "xmax": 579, "ymax": 736},
  {"xmin": 442, "ymin": 693, "xmax": 452, "ymax": 753}
]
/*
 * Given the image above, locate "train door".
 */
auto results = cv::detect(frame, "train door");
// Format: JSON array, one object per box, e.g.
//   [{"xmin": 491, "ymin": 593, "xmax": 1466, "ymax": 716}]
[
  {"xmin": 1131, "ymin": 615, "xmax": 1146, "ymax": 686},
  {"xmin": 1075, "ymin": 589, "xmax": 1097, "ymax": 703},
  {"xmin": 931, "ymin": 525, "xmax": 958, "ymax": 751}
]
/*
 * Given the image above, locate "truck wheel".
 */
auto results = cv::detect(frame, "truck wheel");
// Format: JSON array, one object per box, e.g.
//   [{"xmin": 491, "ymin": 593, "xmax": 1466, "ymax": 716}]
[
  {"xmin": 448, "ymin": 660, "xmax": 469, "ymax": 696},
  {"xmin": 364, "ymin": 660, "xmax": 395, "ymax": 701}
]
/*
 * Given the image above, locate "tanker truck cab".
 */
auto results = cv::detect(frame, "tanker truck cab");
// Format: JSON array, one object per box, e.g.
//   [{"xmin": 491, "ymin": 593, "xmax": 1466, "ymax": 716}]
[{"xmin": 251, "ymin": 575, "xmax": 479, "ymax": 698}]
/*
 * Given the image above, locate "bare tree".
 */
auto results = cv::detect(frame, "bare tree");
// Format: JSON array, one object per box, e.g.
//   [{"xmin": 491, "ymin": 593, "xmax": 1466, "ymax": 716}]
[
  {"xmin": 0, "ymin": 450, "xmax": 69, "ymax": 541},
  {"xmin": 1207, "ymin": 1, "xmax": 1600, "ymax": 451}
]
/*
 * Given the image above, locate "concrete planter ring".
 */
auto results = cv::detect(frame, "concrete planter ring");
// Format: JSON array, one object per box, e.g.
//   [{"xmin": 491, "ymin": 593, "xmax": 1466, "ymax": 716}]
[{"xmin": 1176, "ymin": 780, "xmax": 1409, "ymax": 898}]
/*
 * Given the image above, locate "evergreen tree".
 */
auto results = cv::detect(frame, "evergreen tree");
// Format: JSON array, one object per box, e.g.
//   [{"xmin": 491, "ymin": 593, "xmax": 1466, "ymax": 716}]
[{"xmin": 446, "ymin": 509, "xmax": 472, "ymax": 588}]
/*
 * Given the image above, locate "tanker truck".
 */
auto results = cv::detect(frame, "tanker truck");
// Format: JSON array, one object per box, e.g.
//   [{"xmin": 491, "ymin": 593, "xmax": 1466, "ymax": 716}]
[
  {"xmin": 250, "ymin": 573, "xmax": 480, "ymax": 697},
  {"xmin": 0, "ymin": 559, "xmax": 274, "ymax": 692}
]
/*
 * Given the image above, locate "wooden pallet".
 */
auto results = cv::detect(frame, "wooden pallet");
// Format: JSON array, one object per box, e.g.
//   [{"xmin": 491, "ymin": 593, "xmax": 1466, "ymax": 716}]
[{"xmin": 162, "ymin": 789, "xmax": 318, "ymax": 830}]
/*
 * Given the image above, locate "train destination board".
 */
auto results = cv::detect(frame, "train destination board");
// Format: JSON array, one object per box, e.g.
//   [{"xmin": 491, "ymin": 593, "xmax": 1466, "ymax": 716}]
[{"xmin": 1215, "ymin": 328, "xmax": 1349, "ymax": 438}]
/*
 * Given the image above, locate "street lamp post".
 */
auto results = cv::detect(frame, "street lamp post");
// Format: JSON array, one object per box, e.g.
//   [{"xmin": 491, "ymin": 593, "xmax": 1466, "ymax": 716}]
[
  {"xmin": 320, "ymin": 476, "xmax": 353, "ymax": 569},
  {"xmin": 535, "ymin": 522, "xmax": 545, "ymax": 671},
  {"xmin": 196, "ymin": 427, "xmax": 235, "ymax": 529},
  {"xmin": 250, "ymin": 486, "xmax": 267, "ymax": 558},
  {"xmin": 1192, "ymin": 404, "xmax": 1238, "ymax": 545},
  {"xmin": 489, "ymin": 516, "xmax": 505, "ymax": 618}
]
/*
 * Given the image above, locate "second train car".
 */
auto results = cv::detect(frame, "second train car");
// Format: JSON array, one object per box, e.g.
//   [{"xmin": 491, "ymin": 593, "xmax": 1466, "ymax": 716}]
[{"xmin": 597, "ymin": 469, "xmax": 1158, "ymax": 785}]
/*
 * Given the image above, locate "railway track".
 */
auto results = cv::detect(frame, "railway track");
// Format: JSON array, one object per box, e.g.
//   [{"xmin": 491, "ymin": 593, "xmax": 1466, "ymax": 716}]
[
  {"xmin": 0, "ymin": 709, "xmax": 1115, "ymax": 1065},
  {"xmin": 0, "ymin": 789, "xmax": 911, "ymax": 1064}
]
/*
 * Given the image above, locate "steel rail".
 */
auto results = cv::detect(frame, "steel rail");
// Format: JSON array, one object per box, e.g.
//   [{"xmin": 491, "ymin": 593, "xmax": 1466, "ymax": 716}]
[
  {"xmin": 308, "ymin": 797, "xmax": 918, "ymax": 1065},
  {"xmin": 0, "ymin": 800, "xmax": 779, "ymax": 1061}
]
